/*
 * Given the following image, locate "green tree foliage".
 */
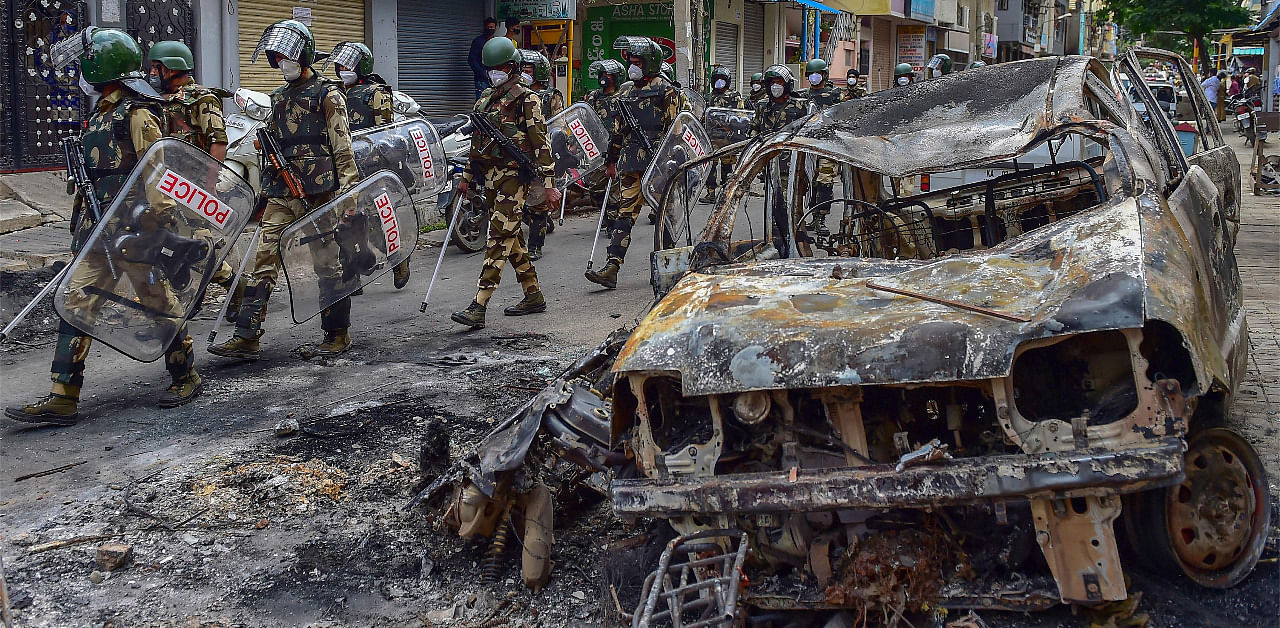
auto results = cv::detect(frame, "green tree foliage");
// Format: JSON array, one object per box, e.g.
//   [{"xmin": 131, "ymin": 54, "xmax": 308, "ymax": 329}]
[{"xmin": 1099, "ymin": 0, "xmax": 1251, "ymax": 72}]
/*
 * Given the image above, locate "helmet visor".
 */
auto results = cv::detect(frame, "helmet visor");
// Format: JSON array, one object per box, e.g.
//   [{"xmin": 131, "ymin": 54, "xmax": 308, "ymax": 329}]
[
  {"xmin": 50, "ymin": 27, "xmax": 96, "ymax": 70},
  {"xmin": 327, "ymin": 43, "xmax": 364, "ymax": 72},
  {"xmin": 253, "ymin": 25, "xmax": 307, "ymax": 64}
]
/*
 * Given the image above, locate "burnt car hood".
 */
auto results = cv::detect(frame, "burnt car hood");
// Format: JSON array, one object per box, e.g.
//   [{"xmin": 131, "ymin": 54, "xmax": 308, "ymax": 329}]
[{"xmin": 615, "ymin": 198, "xmax": 1149, "ymax": 396}]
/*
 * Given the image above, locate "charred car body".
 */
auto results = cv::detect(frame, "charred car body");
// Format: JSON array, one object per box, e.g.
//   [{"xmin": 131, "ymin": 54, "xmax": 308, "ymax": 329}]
[{"xmin": 416, "ymin": 50, "xmax": 1269, "ymax": 623}]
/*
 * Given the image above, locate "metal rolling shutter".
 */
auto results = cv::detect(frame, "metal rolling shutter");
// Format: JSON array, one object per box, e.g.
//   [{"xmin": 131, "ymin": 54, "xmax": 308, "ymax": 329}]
[
  {"xmin": 872, "ymin": 19, "xmax": 892, "ymax": 92},
  {"xmin": 236, "ymin": 0, "xmax": 366, "ymax": 94},
  {"xmin": 713, "ymin": 21, "xmax": 740, "ymax": 87},
  {"xmin": 397, "ymin": 1, "xmax": 486, "ymax": 118},
  {"xmin": 742, "ymin": 3, "xmax": 765, "ymax": 93}
]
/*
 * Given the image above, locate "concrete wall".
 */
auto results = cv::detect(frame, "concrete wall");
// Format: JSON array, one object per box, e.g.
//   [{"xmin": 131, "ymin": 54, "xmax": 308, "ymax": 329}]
[{"xmin": 368, "ymin": 0, "xmax": 399, "ymax": 88}]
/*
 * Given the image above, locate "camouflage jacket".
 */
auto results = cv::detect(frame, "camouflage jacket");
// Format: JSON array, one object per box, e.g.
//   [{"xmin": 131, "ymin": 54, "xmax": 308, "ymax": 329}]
[
  {"xmin": 463, "ymin": 79, "xmax": 554, "ymax": 189},
  {"xmin": 608, "ymin": 76, "xmax": 680, "ymax": 173},
  {"xmin": 263, "ymin": 71, "xmax": 359, "ymax": 199},
  {"xmin": 752, "ymin": 95, "xmax": 810, "ymax": 137},
  {"xmin": 81, "ymin": 88, "xmax": 166, "ymax": 211},
  {"xmin": 800, "ymin": 83, "xmax": 847, "ymax": 109},
  {"xmin": 160, "ymin": 77, "xmax": 228, "ymax": 152},
  {"xmin": 537, "ymin": 87, "xmax": 565, "ymax": 120},
  {"xmin": 345, "ymin": 79, "xmax": 393, "ymax": 132},
  {"xmin": 585, "ymin": 87, "xmax": 623, "ymax": 143},
  {"xmin": 707, "ymin": 89, "xmax": 744, "ymax": 110},
  {"xmin": 843, "ymin": 84, "xmax": 869, "ymax": 100}
]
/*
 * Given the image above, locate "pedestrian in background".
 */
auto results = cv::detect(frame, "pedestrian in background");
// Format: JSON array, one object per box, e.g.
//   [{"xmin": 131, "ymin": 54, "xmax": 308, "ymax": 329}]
[{"xmin": 469, "ymin": 17, "xmax": 498, "ymax": 100}]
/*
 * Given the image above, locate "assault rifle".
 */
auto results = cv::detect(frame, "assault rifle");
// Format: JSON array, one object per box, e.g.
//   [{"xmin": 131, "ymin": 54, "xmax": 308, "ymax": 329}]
[
  {"xmin": 256, "ymin": 129, "xmax": 307, "ymax": 199},
  {"xmin": 618, "ymin": 101, "xmax": 654, "ymax": 152},
  {"xmin": 469, "ymin": 112, "xmax": 538, "ymax": 184},
  {"xmin": 63, "ymin": 136, "xmax": 103, "ymax": 225}
]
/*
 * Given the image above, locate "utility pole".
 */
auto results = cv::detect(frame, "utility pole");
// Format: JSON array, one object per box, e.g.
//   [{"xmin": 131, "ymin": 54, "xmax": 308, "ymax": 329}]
[{"xmin": 673, "ymin": 0, "xmax": 705, "ymax": 89}]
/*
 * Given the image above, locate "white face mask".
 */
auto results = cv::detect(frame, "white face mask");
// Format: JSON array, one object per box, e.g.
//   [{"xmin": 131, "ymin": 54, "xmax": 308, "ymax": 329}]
[
  {"xmin": 488, "ymin": 69, "xmax": 508, "ymax": 85},
  {"xmin": 279, "ymin": 59, "xmax": 302, "ymax": 82},
  {"xmin": 770, "ymin": 84, "xmax": 784, "ymax": 98},
  {"xmin": 628, "ymin": 64, "xmax": 644, "ymax": 81},
  {"xmin": 897, "ymin": 76, "xmax": 910, "ymax": 86},
  {"xmin": 521, "ymin": 72, "xmax": 534, "ymax": 86},
  {"xmin": 808, "ymin": 73, "xmax": 823, "ymax": 85},
  {"xmin": 751, "ymin": 83, "xmax": 762, "ymax": 93},
  {"xmin": 338, "ymin": 70, "xmax": 357, "ymax": 86},
  {"xmin": 78, "ymin": 74, "xmax": 100, "ymax": 97},
  {"xmin": 713, "ymin": 79, "xmax": 726, "ymax": 89}
]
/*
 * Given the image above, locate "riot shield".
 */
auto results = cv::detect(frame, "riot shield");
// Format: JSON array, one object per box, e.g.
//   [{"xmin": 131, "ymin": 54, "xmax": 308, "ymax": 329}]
[
  {"xmin": 279, "ymin": 170, "xmax": 418, "ymax": 323},
  {"xmin": 641, "ymin": 112, "xmax": 713, "ymax": 241},
  {"xmin": 546, "ymin": 103, "xmax": 609, "ymax": 189},
  {"xmin": 704, "ymin": 107, "xmax": 754, "ymax": 149},
  {"xmin": 681, "ymin": 88, "xmax": 707, "ymax": 119},
  {"xmin": 54, "ymin": 138, "xmax": 255, "ymax": 362},
  {"xmin": 351, "ymin": 119, "xmax": 449, "ymax": 198}
]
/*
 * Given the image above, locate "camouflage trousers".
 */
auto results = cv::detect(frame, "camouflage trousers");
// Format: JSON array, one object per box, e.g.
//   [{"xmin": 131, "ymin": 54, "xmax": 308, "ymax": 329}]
[
  {"xmin": 475, "ymin": 172, "xmax": 539, "ymax": 307},
  {"xmin": 605, "ymin": 171, "xmax": 645, "ymax": 264},
  {"xmin": 525, "ymin": 183, "xmax": 553, "ymax": 251},
  {"xmin": 705, "ymin": 155, "xmax": 738, "ymax": 191},
  {"xmin": 49, "ymin": 321, "xmax": 194, "ymax": 398},
  {"xmin": 232, "ymin": 193, "xmax": 351, "ymax": 338}
]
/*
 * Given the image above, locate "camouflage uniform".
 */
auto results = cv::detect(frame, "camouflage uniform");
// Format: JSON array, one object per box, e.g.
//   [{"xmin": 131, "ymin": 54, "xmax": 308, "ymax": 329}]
[
  {"xmin": 703, "ymin": 88, "xmax": 744, "ymax": 199},
  {"xmin": 796, "ymin": 82, "xmax": 847, "ymax": 231},
  {"xmin": 463, "ymin": 79, "xmax": 553, "ymax": 308},
  {"xmin": 585, "ymin": 85, "xmax": 624, "ymax": 224},
  {"xmin": 343, "ymin": 78, "xmax": 393, "ymax": 131},
  {"xmin": 525, "ymin": 85, "xmax": 565, "ymax": 253},
  {"xmin": 752, "ymin": 94, "xmax": 810, "ymax": 257},
  {"xmin": 51, "ymin": 89, "xmax": 198, "ymax": 400},
  {"xmin": 601, "ymin": 75, "xmax": 680, "ymax": 268},
  {"xmin": 227, "ymin": 71, "xmax": 359, "ymax": 346},
  {"xmin": 843, "ymin": 83, "xmax": 869, "ymax": 100}
]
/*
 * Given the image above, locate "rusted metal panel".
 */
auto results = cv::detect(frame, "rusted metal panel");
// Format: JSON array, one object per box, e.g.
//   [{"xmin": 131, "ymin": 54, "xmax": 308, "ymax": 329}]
[{"xmin": 612, "ymin": 438, "xmax": 1185, "ymax": 516}]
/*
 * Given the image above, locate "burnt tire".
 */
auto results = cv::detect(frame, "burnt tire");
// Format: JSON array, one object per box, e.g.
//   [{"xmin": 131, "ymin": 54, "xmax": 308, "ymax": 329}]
[{"xmin": 1123, "ymin": 428, "xmax": 1271, "ymax": 589}]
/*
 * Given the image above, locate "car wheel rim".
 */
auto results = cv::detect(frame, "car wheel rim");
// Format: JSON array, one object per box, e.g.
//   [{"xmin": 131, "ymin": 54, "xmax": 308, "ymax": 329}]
[{"xmin": 1165, "ymin": 434, "xmax": 1260, "ymax": 579}]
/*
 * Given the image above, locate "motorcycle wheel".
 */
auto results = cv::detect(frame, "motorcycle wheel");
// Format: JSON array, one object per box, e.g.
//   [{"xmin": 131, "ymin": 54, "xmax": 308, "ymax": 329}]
[{"xmin": 449, "ymin": 188, "xmax": 489, "ymax": 254}]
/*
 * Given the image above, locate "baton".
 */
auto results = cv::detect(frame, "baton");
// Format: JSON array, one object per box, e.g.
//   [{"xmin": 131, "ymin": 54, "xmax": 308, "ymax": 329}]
[
  {"xmin": 0, "ymin": 263, "xmax": 72, "ymax": 345},
  {"xmin": 207, "ymin": 223, "xmax": 263, "ymax": 344},
  {"xmin": 419, "ymin": 191, "xmax": 467, "ymax": 313},
  {"xmin": 556, "ymin": 184, "xmax": 570, "ymax": 226},
  {"xmin": 586, "ymin": 177, "xmax": 613, "ymax": 271}
]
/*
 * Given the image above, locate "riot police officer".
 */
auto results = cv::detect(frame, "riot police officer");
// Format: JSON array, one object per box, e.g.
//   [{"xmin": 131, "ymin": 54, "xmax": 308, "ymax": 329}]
[
  {"xmin": 752, "ymin": 64, "xmax": 810, "ymax": 258},
  {"xmin": 450, "ymin": 37, "xmax": 558, "ymax": 328},
  {"xmin": 5, "ymin": 28, "xmax": 201, "ymax": 424},
  {"xmin": 147, "ymin": 40, "xmax": 245, "ymax": 320},
  {"xmin": 749, "ymin": 72, "xmax": 767, "ymax": 105},
  {"xmin": 519, "ymin": 49, "xmax": 563, "ymax": 261},
  {"xmin": 700, "ymin": 64, "xmax": 743, "ymax": 204},
  {"xmin": 844, "ymin": 67, "xmax": 868, "ymax": 99},
  {"xmin": 584, "ymin": 37, "xmax": 680, "ymax": 290},
  {"xmin": 894, "ymin": 63, "xmax": 916, "ymax": 87},
  {"xmin": 797, "ymin": 59, "xmax": 847, "ymax": 235},
  {"xmin": 926, "ymin": 53, "xmax": 953, "ymax": 79},
  {"xmin": 328, "ymin": 40, "xmax": 412, "ymax": 289},
  {"xmin": 209, "ymin": 20, "xmax": 360, "ymax": 360},
  {"xmin": 585, "ymin": 59, "xmax": 627, "ymax": 230}
]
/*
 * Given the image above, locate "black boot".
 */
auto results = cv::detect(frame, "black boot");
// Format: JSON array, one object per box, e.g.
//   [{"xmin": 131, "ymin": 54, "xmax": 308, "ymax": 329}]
[
  {"xmin": 451, "ymin": 301, "xmax": 487, "ymax": 329},
  {"xmin": 503, "ymin": 291, "xmax": 546, "ymax": 316}
]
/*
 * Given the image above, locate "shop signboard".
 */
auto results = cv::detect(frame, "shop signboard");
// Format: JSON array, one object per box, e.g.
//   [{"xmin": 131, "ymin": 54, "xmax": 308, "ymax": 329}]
[
  {"xmin": 897, "ymin": 25, "xmax": 927, "ymax": 73},
  {"xmin": 498, "ymin": 0, "xmax": 576, "ymax": 21}
]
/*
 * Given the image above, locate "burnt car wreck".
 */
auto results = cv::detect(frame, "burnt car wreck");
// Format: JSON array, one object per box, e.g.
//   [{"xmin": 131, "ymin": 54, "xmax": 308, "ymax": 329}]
[{"xmin": 413, "ymin": 50, "xmax": 1270, "ymax": 625}]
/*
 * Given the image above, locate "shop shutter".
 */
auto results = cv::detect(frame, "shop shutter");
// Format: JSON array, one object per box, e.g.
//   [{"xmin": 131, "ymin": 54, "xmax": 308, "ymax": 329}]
[
  {"xmin": 397, "ymin": 0, "xmax": 487, "ymax": 119},
  {"xmin": 872, "ymin": 19, "xmax": 892, "ymax": 92},
  {"xmin": 236, "ymin": 0, "xmax": 366, "ymax": 94},
  {"xmin": 713, "ymin": 21, "xmax": 740, "ymax": 87},
  {"xmin": 742, "ymin": 2, "xmax": 765, "ymax": 92}
]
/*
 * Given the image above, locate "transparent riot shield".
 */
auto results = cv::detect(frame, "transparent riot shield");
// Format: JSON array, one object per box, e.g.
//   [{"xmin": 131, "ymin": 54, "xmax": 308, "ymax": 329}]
[
  {"xmin": 351, "ymin": 119, "xmax": 449, "ymax": 198},
  {"xmin": 546, "ymin": 103, "xmax": 609, "ymax": 189},
  {"xmin": 641, "ymin": 112, "xmax": 713, "ymax": 240},
  {"xmin": 703, "ymin": 107, "xmax": 754, "ymax": 149},
  {"xmin": 279, "ymin": 170, "xmax": 418, "ymax": 323},
  {"xmin": 681, "ymin": 88, "xmax": 707, "ymax": 119},
  {"xmin": 54, "ymin": 138, "xmax": 256, "ymax": 362}
]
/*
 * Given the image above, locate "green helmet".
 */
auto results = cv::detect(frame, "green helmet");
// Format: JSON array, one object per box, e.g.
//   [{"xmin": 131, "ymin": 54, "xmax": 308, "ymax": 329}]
[
  {"xmin": 709, "ymin": 65, "xmax": 732, "ymax": 81},
  {"xmin": 893, "ymin": 62, "xmax": 915, "ymax": 85},
  {"xmin": 330, "ymin": 41, "xmax": 374, "ymax": 76},
  {"xmin": 253, "ymin": 20, "xmax": 315, "ymax": 67},
  {"xmin": 78, "ymin": 28, "xmax": 146, "ymax": 85},
  {"xmin": 519, "ymin": 49, "xmax": 552, "ymax": 83},
  {"xmin": 615, "ymin": 36, "xmax": 663, "ymax": 77},
  {"xmin": 481, "ymin": 36, "xmax": 520, "ymax": 69},
  {"xmin": 661, "ymin": 61, "xmax": 676, "ymax": 84},
  {"xmin": 147, "ymin": 40, "xmax": 194, "ymax": 72},
  {"xmin": 926, "ymin": 53, "xmax": 953, "ymax": 77},
  {"xmin": 804, "ymin": 58, "xmax": 829, "ymax": 75},
  {"xmin": 968, "ymin": 61, "xmax": 987, "ymax": 70},
  {"xmin": 763, "ymin": 64, "xmax": 795, "ymax": 94},
  {"xmin": 751, "ymin": 72, "xmax": 764, "ymax": 83},
  {"xmin": 588, "ymin": 59, "xmax": 625, "ymax": 86}
]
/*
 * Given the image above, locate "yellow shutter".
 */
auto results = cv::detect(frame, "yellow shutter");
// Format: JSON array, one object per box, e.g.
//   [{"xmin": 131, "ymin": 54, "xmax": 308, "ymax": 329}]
[{"xmin": 236, "ymin": 0, "xmax": 367, "ymax": 94}]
